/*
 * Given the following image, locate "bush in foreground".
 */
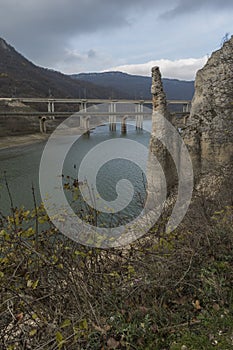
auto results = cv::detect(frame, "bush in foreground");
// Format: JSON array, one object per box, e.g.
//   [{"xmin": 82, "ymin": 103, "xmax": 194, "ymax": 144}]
[{"xmin": 0, "ymin": 201, "xmax": 233, "ymax": 349}]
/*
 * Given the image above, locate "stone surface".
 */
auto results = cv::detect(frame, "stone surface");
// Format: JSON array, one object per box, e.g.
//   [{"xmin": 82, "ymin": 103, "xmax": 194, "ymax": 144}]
[
  {"xmin": 149, "ymin": 39, "xmax": 233, "ymax": 215},
  {"xmin": 151, "ymin": 66, "xmax": 167, "ymax": 117},
  {"xmin": 183, "ymin": 36, "xmax": 233, "ymax": 178},
  {"xmin": 147, "ymin": 66, "xmax": 177, "ymax": 211}
]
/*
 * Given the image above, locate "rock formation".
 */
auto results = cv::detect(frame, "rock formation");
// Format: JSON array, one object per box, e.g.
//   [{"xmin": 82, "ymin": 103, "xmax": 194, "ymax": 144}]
[
  {"xmin": 149, "ymin": 37, "xmax": 233, "ymax": 216},
  {"xmin": 151, "ymin": 67, "xmax": 168, "ymax": 117},
  {"xmin": 184, "ymin": 36, "xmax": 233, "ymax": 179},
  {"xmin": 149, "ymin": 67, "xmax": 179, "ymax": 193},
  {"xmin": 147, "ymin": 67, "xmax": 178, "ymax": 213}
]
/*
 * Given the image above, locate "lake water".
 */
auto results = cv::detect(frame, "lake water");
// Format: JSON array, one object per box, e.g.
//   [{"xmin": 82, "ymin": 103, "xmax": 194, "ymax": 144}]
[{"xmin": 0, "ymin": 120, "xmax": 152, "ymax": 225}]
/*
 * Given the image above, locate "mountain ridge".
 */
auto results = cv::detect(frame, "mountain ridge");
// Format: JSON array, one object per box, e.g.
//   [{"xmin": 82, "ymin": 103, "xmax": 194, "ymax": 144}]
[
  {"xmin": 71, "ymin": 71, "xmax": 195, "ymax": 100},
  {"xmin": 0, "ymin": 37, "xmax": 194, "ymax": 101},
  {"xmin": 0, "ymin": 37, "xmax": 117, "ymax": 99}
]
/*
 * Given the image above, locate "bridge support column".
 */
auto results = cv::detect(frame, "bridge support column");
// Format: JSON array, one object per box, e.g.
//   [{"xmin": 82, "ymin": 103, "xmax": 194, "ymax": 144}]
[
  {"xmin": 109, "ymin": 102, "xmax": 116, "ymax": 131},
  {"xmin": 121, "ymin": 115, "xmax": 128, "ymax": 134},
  {"xmin": 135, "ymin": 104, "xmax": 143, "ymax": 129},
  {"xmin": 48, "ymin": 101, "xmax": 55, "ymax": 113},
  {"xmin": 109, "ymin": 115, "xmax": 117, "ymax": 131},
  {"xmin": 183, "ymin": 103, "xmax": 190, "ymax": 113},
  {"xmin": 84, "ymin": 116, "xmax": 90, "ymax": 135},
  {"xmin": 39, "ymin": 116, "xmax": 47, "ymax": 133},
  {"xmin": 85, "ymin": 116, "xmax": 90, "ymax": 133},
  {"xmin": 80, "ymin": 116, "xmax": 84, "ymax": 129},
  {"xmin": 80, "ymin": 116, "xmax": 90, "ymax": 134},
  {"xmin": 80, "ymin": 101, "xmax": 87, "ymax": 112}
]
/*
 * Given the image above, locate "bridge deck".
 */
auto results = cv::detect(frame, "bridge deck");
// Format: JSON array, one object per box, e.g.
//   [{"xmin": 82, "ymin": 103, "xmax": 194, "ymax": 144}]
[
  {"xmin": 0, "ymin": 111, "xmax": 189, "ymax": 117},
  {"xmin": 0, "ymin": 97, "xmax": 191, "ymax": 105}
]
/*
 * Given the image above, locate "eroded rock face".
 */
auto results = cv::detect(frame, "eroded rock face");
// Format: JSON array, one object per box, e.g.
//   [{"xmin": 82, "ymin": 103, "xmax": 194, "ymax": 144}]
[
  {"xmin": 149, "ymin": 40, "xmax": 233, "ymax": 216},
  {"xmin": 147, "ymin": 66, "xmax": 178, "ymax": 210},
  {"xmin": 184, "ymin": 37, "xmax": 233, "ymax": 177},
  {"xmin": 151, "ymin": 66, "xmax": 167, "ymax": 117}
]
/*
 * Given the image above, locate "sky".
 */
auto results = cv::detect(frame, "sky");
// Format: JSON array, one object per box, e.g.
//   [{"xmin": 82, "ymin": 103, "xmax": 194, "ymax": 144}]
[{"xmin": 0, "ymin": 0, "xmax": 232, "ymax": 80}]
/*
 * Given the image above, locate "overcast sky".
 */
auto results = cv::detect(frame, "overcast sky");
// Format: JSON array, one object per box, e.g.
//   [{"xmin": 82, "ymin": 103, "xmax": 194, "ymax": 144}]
[{"xmin": 0, "ymin": 0, "xmax": 232, "ymax": 80}]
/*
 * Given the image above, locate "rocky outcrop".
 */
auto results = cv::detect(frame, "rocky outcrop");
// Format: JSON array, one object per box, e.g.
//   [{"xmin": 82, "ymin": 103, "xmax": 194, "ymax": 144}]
[
  {"xmin": 147, "ymin": 66, "xmax": 180, "ymax": 216},
  {"xmin": 151, "ymin": 67, "xmax": 167, "ymax": 117},
  {"xmin": 148, "ymin": 39, "xmax": 233, "ymax": 223},
  {"xmin": 183, "ymin": 37, "xmax": 233, "ymax": 178},
  {"xmin": 148, "ymin": 67, "xmax": 177, "ymax": 193}
]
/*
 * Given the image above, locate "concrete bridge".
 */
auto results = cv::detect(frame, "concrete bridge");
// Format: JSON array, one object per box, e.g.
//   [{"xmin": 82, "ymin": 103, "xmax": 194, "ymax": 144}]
[
  {"xmin": 0, "ymin": 97, "xmax": 191, "ymax": 111},
  {"xmin": 0, "ymin": 97, "xmax": 191, "ymax": 134}
]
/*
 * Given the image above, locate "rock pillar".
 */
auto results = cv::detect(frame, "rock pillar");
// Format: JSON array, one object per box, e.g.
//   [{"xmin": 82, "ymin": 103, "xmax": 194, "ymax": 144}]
[
  {"xmin": 147, "ymin": 67, "xmax": 177, "ymax": 210},
  {"xmin": 121, "ymin": 115, "xmax": 127, "ymax": 134}
]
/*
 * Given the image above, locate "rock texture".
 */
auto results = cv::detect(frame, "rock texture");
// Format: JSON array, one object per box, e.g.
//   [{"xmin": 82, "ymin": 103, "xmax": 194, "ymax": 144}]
[
  {"xmin": 148, "ymin": 39, "xmax": 233, "ymax": 221},
  {"xmin": 147, "ymin": 66, "xmax": 178, "ymax": 212},
  {"xmin": 184, "ymin": 37, "xmax": 233, "ymax": 178},
  {"xmin": 149, "ymin": 67, "xmax": 178, "ymax": 190},
  {"xmin": 151, "ymin": 67, "xmax": 168, "ymax": 117}
]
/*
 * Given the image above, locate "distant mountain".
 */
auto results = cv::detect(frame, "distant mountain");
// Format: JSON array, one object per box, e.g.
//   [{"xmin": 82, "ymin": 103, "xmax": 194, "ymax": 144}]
[
  {"xmin": 0, "ymin": 38, "xmax": 117, "ymax": 99},
  {"xmin": 0, "ymin": 37, "xmax": 194, "ymax": 101},
  {"xmin": 72, "ymin": 71, "xmax": 195, "ymax": 100}
]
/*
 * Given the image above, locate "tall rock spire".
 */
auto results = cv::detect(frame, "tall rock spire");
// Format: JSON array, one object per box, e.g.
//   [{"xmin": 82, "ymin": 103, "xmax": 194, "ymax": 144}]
[{"xmin": 151, "ymin": 66, "xmax": 167, "ymax": 115}]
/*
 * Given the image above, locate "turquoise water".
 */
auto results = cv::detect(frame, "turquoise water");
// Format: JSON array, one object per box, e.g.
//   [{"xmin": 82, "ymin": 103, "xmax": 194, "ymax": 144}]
[{"xmin": 0, "ymin": 120, "xmax": 152, "ymax": 225}]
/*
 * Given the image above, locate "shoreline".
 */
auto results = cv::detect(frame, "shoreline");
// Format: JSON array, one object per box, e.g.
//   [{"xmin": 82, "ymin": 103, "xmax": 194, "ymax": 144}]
[
  {"xmin": 0, "ymin": 133, "xmax": 49, "ymax": 152},
  {"xmin": 0, "ymin": 119, "xmax": 153, "ymax": 153}
]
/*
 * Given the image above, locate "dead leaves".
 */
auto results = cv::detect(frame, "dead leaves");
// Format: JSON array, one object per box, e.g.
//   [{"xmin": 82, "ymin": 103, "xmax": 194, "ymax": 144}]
[
  {"xmin": 193, "ymin": 299, "xmax": 202, "ymax": 310},
  {"xmin": 92, "ymin": 322, "xmax": 111, "ymax": 334},
  {"xmin": 106, "ymin": 337, "xmax": 120, "ymax": 349}
]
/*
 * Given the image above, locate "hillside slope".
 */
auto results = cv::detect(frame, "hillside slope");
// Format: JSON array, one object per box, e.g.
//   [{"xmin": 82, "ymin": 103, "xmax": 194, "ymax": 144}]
[
  {"xmin": 72, "ymin": 71, "xmax": 195, "ymax": 100},
  {"xmin": 0, "ymin": 38, "xmax": 117, "ymax": 99}
]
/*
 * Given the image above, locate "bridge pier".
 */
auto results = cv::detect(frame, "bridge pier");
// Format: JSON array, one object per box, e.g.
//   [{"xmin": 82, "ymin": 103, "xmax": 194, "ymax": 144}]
[
  {"xmin": 80, "ymin": 101, "xmax": 87, "ymax": 113},
  {"xmin": 39, "ymin": 116, "xmax": 47, "ymax": 133},
  {"xmin": 121, "ymin": 115, "xmax": 128, "ymax": 134},
  {"xmin": 48, "ymin": 101, "xmax": 55, "ymax": 113},
  {"xmin": 109, "ymin": 115, "xmax": 117, "ymax": 131},
  {"xmin": 109, "ymin": 102, "xmax": 117, "ymax": 131},
  {"xmin": 182, "ymin": 103, "xmax": 191, "ymax": 113},
  {"xmin": 135, "ymin": 103, "xmax": 143, "ymax": 129},
  {"xmin": 80, "ymin": 115, "xmax": 90, "ymax": 133}
]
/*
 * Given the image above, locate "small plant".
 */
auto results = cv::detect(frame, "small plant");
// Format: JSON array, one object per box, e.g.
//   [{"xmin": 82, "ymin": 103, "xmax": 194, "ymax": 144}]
[
  {"xmin": 0, "ymin": 177, "xmax": 232, "ymax": 349},
  {"xmin": 220, "ymin": 32, "xmax": 230, "ymax": 47}
]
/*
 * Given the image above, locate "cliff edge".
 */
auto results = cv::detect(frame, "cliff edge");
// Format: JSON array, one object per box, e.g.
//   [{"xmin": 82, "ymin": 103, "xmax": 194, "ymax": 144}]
[
  {"xmin": 149, "ymin": 38, "xmax": 233, "ymax": 228},
  {"xmin": 184, "ymin": 37, "xmax": 233, "ymax": 178}
]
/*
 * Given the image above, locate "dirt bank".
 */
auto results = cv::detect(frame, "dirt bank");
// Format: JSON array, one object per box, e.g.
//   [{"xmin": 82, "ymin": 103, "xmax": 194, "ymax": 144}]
[{"xmin": 0, "ymin": 133, "xmax": 49, "ymax": 151}]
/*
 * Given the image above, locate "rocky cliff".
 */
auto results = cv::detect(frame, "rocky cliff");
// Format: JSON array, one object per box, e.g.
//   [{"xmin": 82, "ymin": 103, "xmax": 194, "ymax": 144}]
[
  {"xmin": 148, "ymin": 38, "xmax": 233, "ymax": 226},
  {"xmin": 149, "ymin": 67, "xmax": 180, "ymax": 192},
  {"xmin": 147, "ymin": 67, "xmax": 178, "ymax": 213},
  {"xmin": 184, "ymin": 37, "xmax": 233, "ymax": 179}
]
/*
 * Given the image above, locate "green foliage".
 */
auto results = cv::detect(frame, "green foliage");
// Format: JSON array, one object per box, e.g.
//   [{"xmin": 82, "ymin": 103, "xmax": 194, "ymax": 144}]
[{"xmin": 0, "ymin": 192, "xmax": 232, "ymax": 349}]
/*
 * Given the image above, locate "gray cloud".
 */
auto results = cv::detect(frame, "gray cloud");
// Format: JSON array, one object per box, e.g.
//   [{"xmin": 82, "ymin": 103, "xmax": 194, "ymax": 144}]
[
  {"xmin": 160, "ymin": 0, "xmax": 233, "ymax": 19},
  {"xmin": 0, "ymin": 0, "xmax": 158, "ymax": 66},
  {"xmin": 87, "ymin": 49, "xmax": 96, "ymax": 59},
  {"xmin": 53, "ymin": 47, "xmax": 114, "ymax": 73},
  {"xmin": 0, "ymin": 0, "xmax": 232, "ymax": 75},
  {"xmin": 107, "ymin": 56, "xmax": 208, "ymax": 80}
]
